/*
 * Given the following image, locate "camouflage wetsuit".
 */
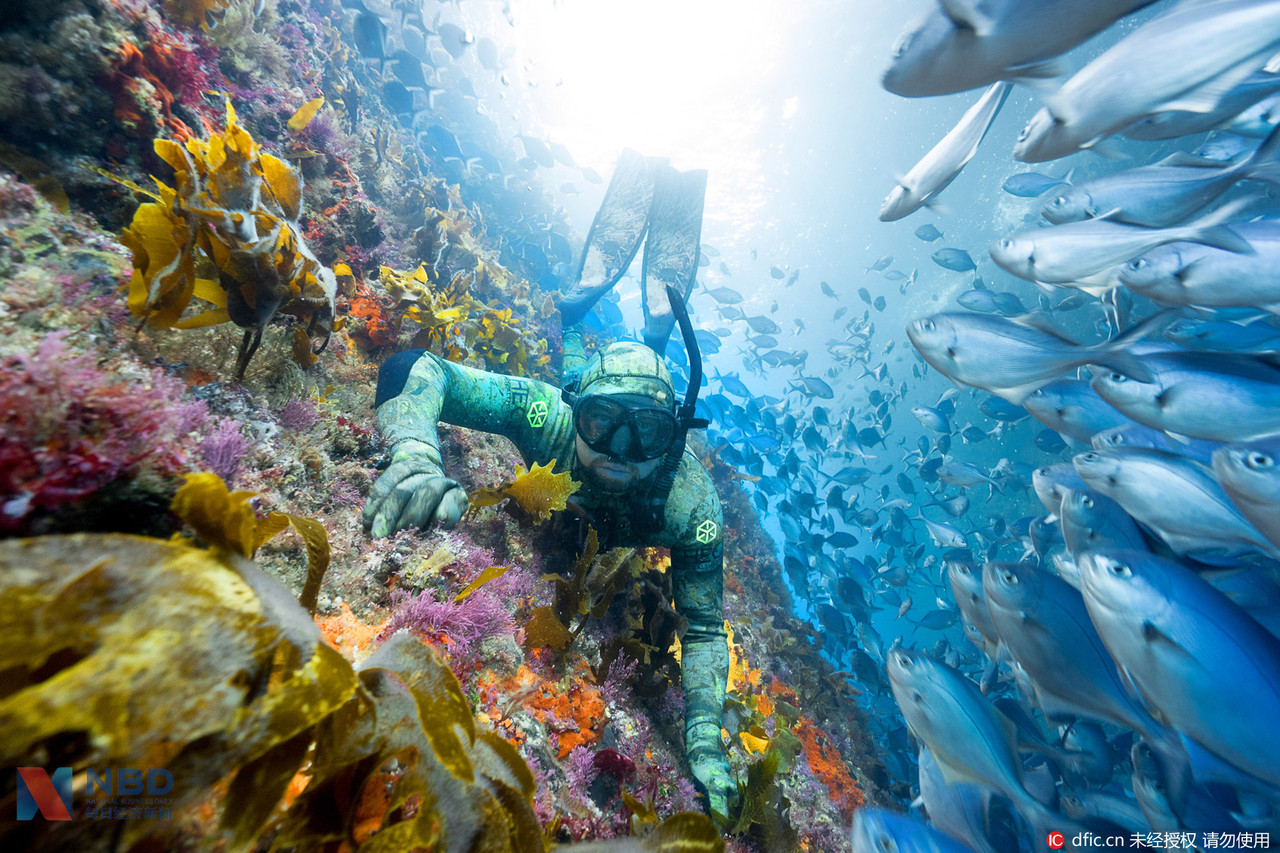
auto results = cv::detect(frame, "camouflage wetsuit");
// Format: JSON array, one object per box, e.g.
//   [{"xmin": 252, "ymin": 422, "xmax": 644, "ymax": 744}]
[{"xmin": 371, "ymin": 347, "xmax": 730, "ymax": 809}]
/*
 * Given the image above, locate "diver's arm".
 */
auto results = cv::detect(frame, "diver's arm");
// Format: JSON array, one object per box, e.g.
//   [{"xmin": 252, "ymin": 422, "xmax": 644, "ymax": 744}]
[
  {"xmin": 364, "ymin": 351, "xmax": 569, "ymax": 537},
  {"xmin": 667, "ymin": 457, "xmax": 734, "ymax": 817}
]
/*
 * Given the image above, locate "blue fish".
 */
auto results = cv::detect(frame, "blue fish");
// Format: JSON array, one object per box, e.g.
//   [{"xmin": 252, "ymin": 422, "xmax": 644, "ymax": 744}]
[
  {"xmin": 932, "ymin": 247, "xmax": 977, "ymax": 273},
  {"xmin": 1002, "ymin": 170, "xmax": 1070, "ymax": 198}
]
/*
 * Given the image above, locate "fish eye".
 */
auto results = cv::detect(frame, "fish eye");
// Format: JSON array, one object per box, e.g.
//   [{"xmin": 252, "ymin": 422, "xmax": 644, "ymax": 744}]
[
  {"xmin": 1247, "ymin": 451, "xmax": 1274, "ymax": 470},
  {"xmin": 1081, "ymin": 452, "xmax": 1098, "ymax": 462},
  {"xmin": 1000, "ymin": 238, "xmax": 1014, "ymax": 250},
  {"xmin": 1001, "ymin": 569, "xmax": 1018, "ymax": 585},
  {"xmin": 1017, "ymin": 124, "xmax": 1030, "ymax": 143},
  {"xmin": 920, "ymin": 319, "xmax": 934, "ymax": 332},
  {"xmin": 1081, "ymin": 495, "xmax": 1093, "ymax": 509},
  {"xmin": 1109, "ymin": 372, "xmax": 1126, "ymax": 383},
  {"xmin": 1128, "ymin": 258, "xmax": 1148, "ymax": 271},
  {"xmin": 1108, "ymin": 561, "xmax": 1132, "ymax": 578}
]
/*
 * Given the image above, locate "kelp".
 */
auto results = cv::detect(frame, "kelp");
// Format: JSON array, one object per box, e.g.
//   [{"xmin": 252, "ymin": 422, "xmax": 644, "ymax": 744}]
[
  {"xmin": 171, "ymin": 471, "xmax": 331, "ymax": 614},
  {"xmin": 376, "ymin": 262, "xmax": 533, "ymax": 374},
  {"xmin": 117, "ymin": 99, "xmax": 337, "ymax": 378},
  {"xmin": 0, "ymin": 533, "xmax": 358, "ymax": 851},
  {"xmin": 471, "ymin": 459, "xmax": 580, "ymax": 524},
  {"xmin": 0, "ymin": 532, "xmax": 720, "ymax": 851}
]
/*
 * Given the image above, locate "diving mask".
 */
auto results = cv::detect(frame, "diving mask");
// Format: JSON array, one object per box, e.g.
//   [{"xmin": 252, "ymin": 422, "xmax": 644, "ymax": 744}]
[{"xmin": 573, "ymin": 393, "xmax": 677, "ymax": 462}]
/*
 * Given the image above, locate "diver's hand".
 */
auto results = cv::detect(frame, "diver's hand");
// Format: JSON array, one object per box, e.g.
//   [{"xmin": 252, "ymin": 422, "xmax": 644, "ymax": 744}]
[
  {"xmin": 363, "ymin": 446, "xmax": 468, "ymax": 537},
  {"xmin": 688, "ymin": 742, "xmax": 736, "ymax": 821}
]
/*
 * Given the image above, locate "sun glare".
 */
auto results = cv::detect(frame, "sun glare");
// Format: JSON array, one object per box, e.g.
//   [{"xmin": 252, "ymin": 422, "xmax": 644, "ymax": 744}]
[{"xmin": 507, "ymin": 0, "xmax": 800, "ymax": 235}]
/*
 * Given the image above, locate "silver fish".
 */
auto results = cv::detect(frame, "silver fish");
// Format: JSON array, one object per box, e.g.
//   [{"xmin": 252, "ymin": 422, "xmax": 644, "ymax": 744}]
[
  {"xmin": 1012, "ymin": 0, "xmax": 1280, "ymax": 162},
  {"xmin": 1123, "ymin": 69, "xmax": 1280, "ymax": 141},
  {"xmin": 982, "ymin": 561, "xmax": 1167, "ymax": 744},
  {"xmin": 1089, "ymin": 424, "xmax": 1219, "ymax": 465},
  {"xmin": 948, "ymin": 560, "xmax": 1001, "ymax": 657},
  {"xmin": 851, "ymin": 806, "xmax": 974, "ymax": 853},
  {"xmin": 907, "ymin": 312, "xmax": 1154, "ymax": 404},
  {"xmin": 1211, "ymin": 436, "xmax": 1280, "ymax": 550},
  {"xmin": 1073, "ymin": 447, "xmax": 1279, "ymax": 562},
  {"xmin": 882, "ymin": 0, "xmax": 1158, "ymax": 98},
  {"xmin": 887, "ymin": 648, "xmax": 1067, "ymax": 841},
  {"xmin": 1022, "ymin": 378, "xmax": 1136, "ymax": 444},
  {"xmin": 1079, "ymin": 549, "xmax": 1280, "ymax": 790},
  {"xmin": 1041, "ymin": 127, "xmax": 1280, "ymax": 227},
  {"xmin": 1120, "ymin": 219, "xmax": 1280, "ymax": 313},
  {"xmin": 1032, "ymin": 462, "xmax": 1087, "ymax": 515},
  {"xmin": 989, "ymin": 198, "xmax": 1251, "ymax": 285},
  {"xmin": 881, "ymin": 82, "xmax": 1011, "ymax": 221},
  {"xmin": 917, "ymin": 745, "xmax": 1000, "ymax": 853},
  {"xmin": 1091, "ymin": 350, "xmax": 1280, "ymax": 443},
  {"xmin": 1058, "ymin": 487, "xmax": 1149, "ymax": 558}
]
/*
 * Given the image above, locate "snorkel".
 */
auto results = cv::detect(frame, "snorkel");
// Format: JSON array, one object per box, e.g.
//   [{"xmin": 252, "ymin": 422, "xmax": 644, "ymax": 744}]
[{"xmin": 636, "ymin": 284, "xmax": 709, "ymax": 534}]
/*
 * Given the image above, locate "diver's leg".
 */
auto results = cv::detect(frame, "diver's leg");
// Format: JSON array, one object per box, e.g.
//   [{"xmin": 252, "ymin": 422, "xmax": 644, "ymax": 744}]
[
  {"xmin": 561, "ymin": 323, "xmax": 589, "ymax": 388},
  {"xmin": 640, "ymin": 165, "xmax": 707, "ymax": 354},
  {"xmin": 559, "ymin": 149, "xmax": 661, "ymax": 328}
]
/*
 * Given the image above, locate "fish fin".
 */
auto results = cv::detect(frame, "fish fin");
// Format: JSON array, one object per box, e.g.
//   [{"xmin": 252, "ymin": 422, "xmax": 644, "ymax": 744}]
[
  {"xmin": 1141, "ymin": 619, "xmax": 1198, "ymax": 660},
  {"xmin": 1010, "ymin": 310, "xmax": 1079, "ymax": 344},
  {"xmin": 1008, "ymin": 65, "xmax": 1069, "ymax": 98},
  {"xmin": 1158, "ymin": 152, "xmax": 1236, "ymax": 169},
  {"xmin": 923, "ymin": 198, "xmax": 953, "ymax": 217},
  {"xmin": 1084, "ymin": 136, "xmax": 1129, "ymax": 160},
  {"xmin": 1177, "ymin": 732, "xmax": 1280, "ymax": 797},
  {"xmin": 936, "ymin": 0, "xmax": 996, "ymax": 36},
  {"xmin": 1188, "ymin": 225, "xmax": 1254, "ymax": 255},
  {"xmin": 1163, "ymin": 60, "xmax": 1265, "ymax": 115},
  {"xmin": 1244, "ymin": 124, "xmax": 1280, "ymax": 186}
]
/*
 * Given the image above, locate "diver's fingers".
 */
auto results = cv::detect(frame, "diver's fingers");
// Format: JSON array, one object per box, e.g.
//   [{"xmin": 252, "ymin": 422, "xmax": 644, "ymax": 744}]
[
  {"xmin": 390, "ymin": 476, "xmax": 447, "ymax": 535},
  {"xmin": 364, "ymin": 460, "xmax": 424, "ymax": 527},
  {"xmin": 370, "ymin": 472, "xmax": 433, "ymax": 538},
  {"xmin": 433, "ymin": 486, "xmax": 469, "ymax": 529}
]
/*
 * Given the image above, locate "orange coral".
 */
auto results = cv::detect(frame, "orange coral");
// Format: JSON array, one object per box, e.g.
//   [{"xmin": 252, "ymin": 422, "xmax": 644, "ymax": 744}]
[
  {"xmin": 316, "ymin": 602, "xmax": 389, "ymax": 661},
  {"xmin": 796, "ymin": 716, "xmax": 864, "ymax": 819},
  {"xmin": 347, "ymin": 294, "xmax": 398, "ymax": 350},
  {"xmin": 479, "ymin": 665, "xmax": 605, "ymax": 759},
  {"xmin": 102, "ymin": 42, "xmax": 195, "ymax": 144}
]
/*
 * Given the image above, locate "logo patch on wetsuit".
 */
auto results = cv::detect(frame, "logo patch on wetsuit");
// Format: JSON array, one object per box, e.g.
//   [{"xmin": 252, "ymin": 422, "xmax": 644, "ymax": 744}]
[
  {"xmin": 527, "ymin": 400, "xmax": 549, "ymax": 428},
  {"xmin": 695, "ymin": 519, "xmax": 718, "ymax": 544}
]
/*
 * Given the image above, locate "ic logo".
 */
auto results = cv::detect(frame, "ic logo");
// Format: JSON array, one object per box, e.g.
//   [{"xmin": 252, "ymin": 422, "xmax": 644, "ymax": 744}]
[
  {"xmin": 1047, "ymin": 832, "xmax": 1065, "ymax": 850},
  {"xmin": 17, "ymin": 767, "xmax": 72, "ymax": 821},
  {"xmin": 527, "ymin": 400, "xmax": 549, "ymax": 428},
  {"xmin": 695, "ymin": 520, "xmax": 718, "ymax": 543}
]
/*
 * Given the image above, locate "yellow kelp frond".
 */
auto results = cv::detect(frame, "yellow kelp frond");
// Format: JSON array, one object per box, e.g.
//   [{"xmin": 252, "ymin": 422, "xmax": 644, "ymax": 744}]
[
  {"xmin": 172, "ymin": 472, "xmax": 331, "ymax": 613},
  {"xmin": 120, "ymin": 98, "xmax": 337, "ymax": 378},
  {"xmin": 470, "ymin": 460, "xmax": 579, "ymax": 524},
  {"xmin": 0, "ymin": 534, "xmax": 555, "ymax": 852},
  {"xmin": 0, "ymin": 533, "xmax": 358, "ymax": 851},
  {"xmin": 506, "ymin": 461, "xmax": 578, "ymax": 521},
  {"xmin": 287, "ymin": 96, "xmax": 325, "ymax": 132}
]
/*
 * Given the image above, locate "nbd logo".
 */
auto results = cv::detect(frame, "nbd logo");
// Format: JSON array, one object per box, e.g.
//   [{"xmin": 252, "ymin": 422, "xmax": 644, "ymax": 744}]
[
  {"xmin": 16, "ymin": 767, "xmax": 174, "ymax": 821},
  {"xmin": 86, "ymin": 768, "xmax": 174, "ymax": 797},
  {"xmin": 17, "ymin": 768, "xmax": 72, "ymax": 821}
]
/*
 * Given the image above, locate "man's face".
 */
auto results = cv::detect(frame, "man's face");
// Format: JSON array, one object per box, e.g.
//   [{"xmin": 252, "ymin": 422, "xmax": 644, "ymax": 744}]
[
  {"xmin": 571, "ymin": 393, "xmax": 675, "ymax": 492},
  {"xmin": 575, "ymin": 434, "xmax": 664, "ymax": 492}
]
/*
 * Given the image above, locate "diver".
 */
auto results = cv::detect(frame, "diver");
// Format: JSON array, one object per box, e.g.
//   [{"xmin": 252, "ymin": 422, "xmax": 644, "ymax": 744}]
[{"xmin": 362, "ymin": 151, "xmax": 736, "ymax": 818}]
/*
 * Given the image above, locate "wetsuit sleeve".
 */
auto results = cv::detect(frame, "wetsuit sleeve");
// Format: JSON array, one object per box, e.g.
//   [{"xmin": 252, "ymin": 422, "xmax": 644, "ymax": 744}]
[
  {"xmin": 664, "ymin": 454, "xmax": 729, "ymax": 782},
  {"xmin": 377, "ymin": 351, "xmax": 574, "ymax": 472}
]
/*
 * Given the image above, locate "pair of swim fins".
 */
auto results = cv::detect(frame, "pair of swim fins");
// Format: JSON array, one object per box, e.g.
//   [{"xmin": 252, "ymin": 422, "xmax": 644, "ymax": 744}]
[{"xmin": 559, "ymin": 149, "xmax": 707, "ymax": 353}]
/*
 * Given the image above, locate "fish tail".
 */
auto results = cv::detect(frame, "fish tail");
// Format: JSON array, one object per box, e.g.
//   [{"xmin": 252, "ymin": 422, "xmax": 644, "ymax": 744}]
[
  {"xmin": 1184, "ymin": 196, "xmax": 1256, "ymax": 254},
  {"xmin": 1244, "ymin": 123, "xmax": 1280, "ymax": 187}
]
